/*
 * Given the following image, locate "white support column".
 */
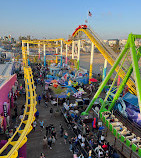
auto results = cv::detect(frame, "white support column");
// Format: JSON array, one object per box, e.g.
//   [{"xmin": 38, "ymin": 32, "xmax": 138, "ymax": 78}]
[
  {"xmin": 89, "ymin": 42, "xmax": 94, "ymax": 84},
  {"xmin": 103, "ymin": 59, "xmax": 108, "ymax": 80},
  {"xmin": 77, "ymin": 40, "xmax": 81, "ymax": 70},
  {"xmin": 72, "ymin": 41, "xmax": 74, "ymax": 59},
  {"xmin": 43, "ymin": 44, "xmax": 45, "ymax": 56},
  {"xmin": 22, "ymin": 41, "xmax": 25, "ymax": 47},
  {"xmin": 104, "ymin": 59, "xmax": 108, "ymax": 69},
  {"xmin": 56, "ymin": 41, "xmax": 58, "ymax": 64},
  {"xmin": 27, "ymin": 43, "xmax": 29, "ymax": 55},
  {"xmin": 66, "ymin": 44, "xmax": 68, "ymax": 65},
  {"xmin": 27, "ymin": 42, "xmax": 30, "ymax": 65},
  {"xmin": 90, "ymin": 43, "xmax": 94, "ymax": 65},
  {"xmin": 43, "ymin": 44, "xmax": 46, "ymax": 66}
]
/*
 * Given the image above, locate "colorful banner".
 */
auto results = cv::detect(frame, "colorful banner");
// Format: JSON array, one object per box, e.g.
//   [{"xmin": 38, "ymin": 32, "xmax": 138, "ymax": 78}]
[{"xmin": 0, "ymin": 115, "xmax": 4, "ymax": 128}]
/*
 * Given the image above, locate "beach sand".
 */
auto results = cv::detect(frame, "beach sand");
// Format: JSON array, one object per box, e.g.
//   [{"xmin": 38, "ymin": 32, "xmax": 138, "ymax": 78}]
[{"xmin": 79, "ymin": 53, "xmax": 112, "ymax": 75}]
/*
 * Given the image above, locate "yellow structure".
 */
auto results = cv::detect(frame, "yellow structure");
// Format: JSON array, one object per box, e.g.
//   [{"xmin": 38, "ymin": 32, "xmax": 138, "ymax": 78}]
[
  {"xmin": 74, "ymin": 28, "xmax": 136, "ymax": 95},
  {"xmin": 56, "ymin": 56, "xmax": 58, "ymax": 64},
  {"xmin": 22, "ymin": 28, "xmax": 136, "ymax": 95},
  {"xmin": 0, "ymin": 47, "xmax": 37, "ymax": 157},
  {"xmin": 89, "ymin": 42, "xmax": 94, "ymax": 84}
]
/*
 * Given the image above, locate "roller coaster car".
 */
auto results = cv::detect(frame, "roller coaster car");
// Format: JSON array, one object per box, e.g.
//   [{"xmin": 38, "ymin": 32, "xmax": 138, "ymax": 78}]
[
  {"xmin": 76, "ymin": 25, "xmax": 87, "ymax": 31},
  {"xmin": 79, "ymin": 25, "xmax": 87, "ymax": 29},
  {"xmin": 72, "ymin": 25, "xmax": 88, "ymax": 36}
]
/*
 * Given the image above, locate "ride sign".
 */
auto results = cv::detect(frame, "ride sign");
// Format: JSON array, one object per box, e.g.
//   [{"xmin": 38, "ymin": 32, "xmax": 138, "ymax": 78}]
[{"xmin": 3, "ymin": 103, "xmax": 7, "ymax": 117}]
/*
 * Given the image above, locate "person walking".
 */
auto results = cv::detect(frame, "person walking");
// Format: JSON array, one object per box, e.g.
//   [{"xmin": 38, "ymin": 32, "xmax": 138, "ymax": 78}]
[
  {"xmin": 33, "ymin": 120, "xmax": 37, "ymax": 131},
  {"xmin": 82, "ymin": 123, "xmax": 86, "ymax": 136},
  {"xmin": 101, "ymin": 134, "xmax": 105, "ymax": 143},
  {"xmin": 38, "ymin": 95, "xmax": 42, "ymax": 105},
  {"xmin": 40, "ymin": 153, "xmax": 45, "ymax": 158},
  {"xmin": 50, "ymin": 108, "xmax": 53, "ymax": 118},
  {"xmin": 52, "ymin": 136, "xmax": 56, "ymax": 144},
  {"xmin": 40, "ymin": 120, "xmax": 44, "ymax": 131},
  {"xmin": 45, "ymin": 125, "xmax": 49, "ymax": 136},
  {"xmin": 35, "ymin": 110, "xmax": 39, "ymax": 119},
  {"xmin": 95, "ymin": 144, "xmax": 104, "ymax": 156},
  {"xmin": 98, "ymin": 148, "xmax": 104, "ymax": 158},
  {"xmin": 102, "ymin": 142, "xmax": 108, "ymax": 152},
  {"xmin": 78, "ymin": 153, "xmax": 84, "ymax": 158},
  {"xmin": 52, "ymin": 128, "xmax": 57, "ymax": 139},
  {"xmin": 41, "ymin": 78, "xmax": 44, "ymax": 87},
  {"xmin": 98, "ymin": 125, "xmax": 104, "ymax": 140},
  {"xmin": 48, "ymin": 136, "xmax": 52, "ymax": 149},
  {"xmin": 92, "ymin": 117, "xmax": 97, "ymax": 133},
  {"xmin": 60, "ymin": 125, "xmax": 64, "ymax": 137},
  {"xmin": 48, "ymin": 124, "xmax": 52, "ymax": 134},
  {"xmin": 43, "ymin": 136, "xmax": 47, "ymax": 149},
  {"xmin": 69, "ymin": 139, "xmax": 73, "ymax": 152},
  {"xmin": 64, "ymin": 130, "xmax": 68, "ymax": 144}
]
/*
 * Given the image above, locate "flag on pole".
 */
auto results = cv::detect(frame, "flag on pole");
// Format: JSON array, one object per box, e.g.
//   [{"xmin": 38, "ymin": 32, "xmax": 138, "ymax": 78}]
[
  {"xmin": 85, "ymin": 20, "xmax": 88, "ymax": 23},
  {"xmin": 88, "ymin": 11, "xmax": 92, "ymax": 17}
]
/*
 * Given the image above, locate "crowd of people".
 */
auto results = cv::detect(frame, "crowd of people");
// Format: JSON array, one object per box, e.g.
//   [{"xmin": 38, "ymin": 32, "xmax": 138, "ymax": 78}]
[
  {"xmin": 4, "ymin": 83, "xmax": 26, "ymax": 139},
  {"xmin": 62, "ymin": 100, "xmax": 120, "ymax": 158},
  {"xmin": 42, "ymin": 124, "xmax": 57, "ymax": 149},
  {"xmin": 31, "ymin": 63, "xmax": 120, "ymax": 158},
  {"xmin": 38, "ymin": 122, "xmax": 70, "ymax": 157}
]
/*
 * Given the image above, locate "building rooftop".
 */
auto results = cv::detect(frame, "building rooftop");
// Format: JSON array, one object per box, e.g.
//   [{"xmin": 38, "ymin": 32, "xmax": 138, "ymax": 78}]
[{"xmin": 0, "ymin": 62, "xmax": 13, "ymax": 87}]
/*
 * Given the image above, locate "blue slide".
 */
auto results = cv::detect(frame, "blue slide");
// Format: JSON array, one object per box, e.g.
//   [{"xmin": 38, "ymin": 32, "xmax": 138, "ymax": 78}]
[{"xmin": 62, "ymin": 85, "xmax": 78, "ymax": 93}]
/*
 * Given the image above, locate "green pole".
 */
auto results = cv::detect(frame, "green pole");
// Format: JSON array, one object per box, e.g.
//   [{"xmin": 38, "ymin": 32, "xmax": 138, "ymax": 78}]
[
  {"xmin": 130, "ymin": 34, "xmax": 141, "ymax": 112},
  {"xmin": 109, "ymin": 48, "xmax": 141, "ymax": 111},
  {"xmin": 108, "ymin": 66, "xmax": 133, "ymax": 111},
  {"xmin": 81, "ymin": 46, "xmax": 129, "ymax": 115},
  {"xmin": 134, "ymin": 34, "xmax": 141, "ymax": 39},
  {"xmin": 104, "ymin": 49, "xmax": 129, "ymax": 103}
]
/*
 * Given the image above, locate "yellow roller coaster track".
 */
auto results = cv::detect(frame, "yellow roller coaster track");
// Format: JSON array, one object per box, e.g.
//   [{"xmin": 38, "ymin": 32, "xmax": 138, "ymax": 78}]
[
  {"xmin": 79, "ymin": 28, "xmax": 136, "ymax": 95},
  {"xmin": 0, "ymin": 47, "xmax": 37, "ymax": 157},
  {"xmin": 70, "ymin": 28, "xmax": 136, "ymax": 95},
  {"xmin": 24, "ymin": 28, "xmax": 136, "ymax": 95}
]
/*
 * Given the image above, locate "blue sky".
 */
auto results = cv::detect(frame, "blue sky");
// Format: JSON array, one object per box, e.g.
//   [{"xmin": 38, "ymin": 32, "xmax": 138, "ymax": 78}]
[{"xmin": 0, "ymin": 0, "xmax": 140, "ymax": 39}]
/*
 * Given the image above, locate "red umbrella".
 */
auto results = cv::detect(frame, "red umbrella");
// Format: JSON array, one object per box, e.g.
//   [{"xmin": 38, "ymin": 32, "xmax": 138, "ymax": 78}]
[{"xmin": 89, "ymin": 78, "xmax": 98, "ymax": 82}]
